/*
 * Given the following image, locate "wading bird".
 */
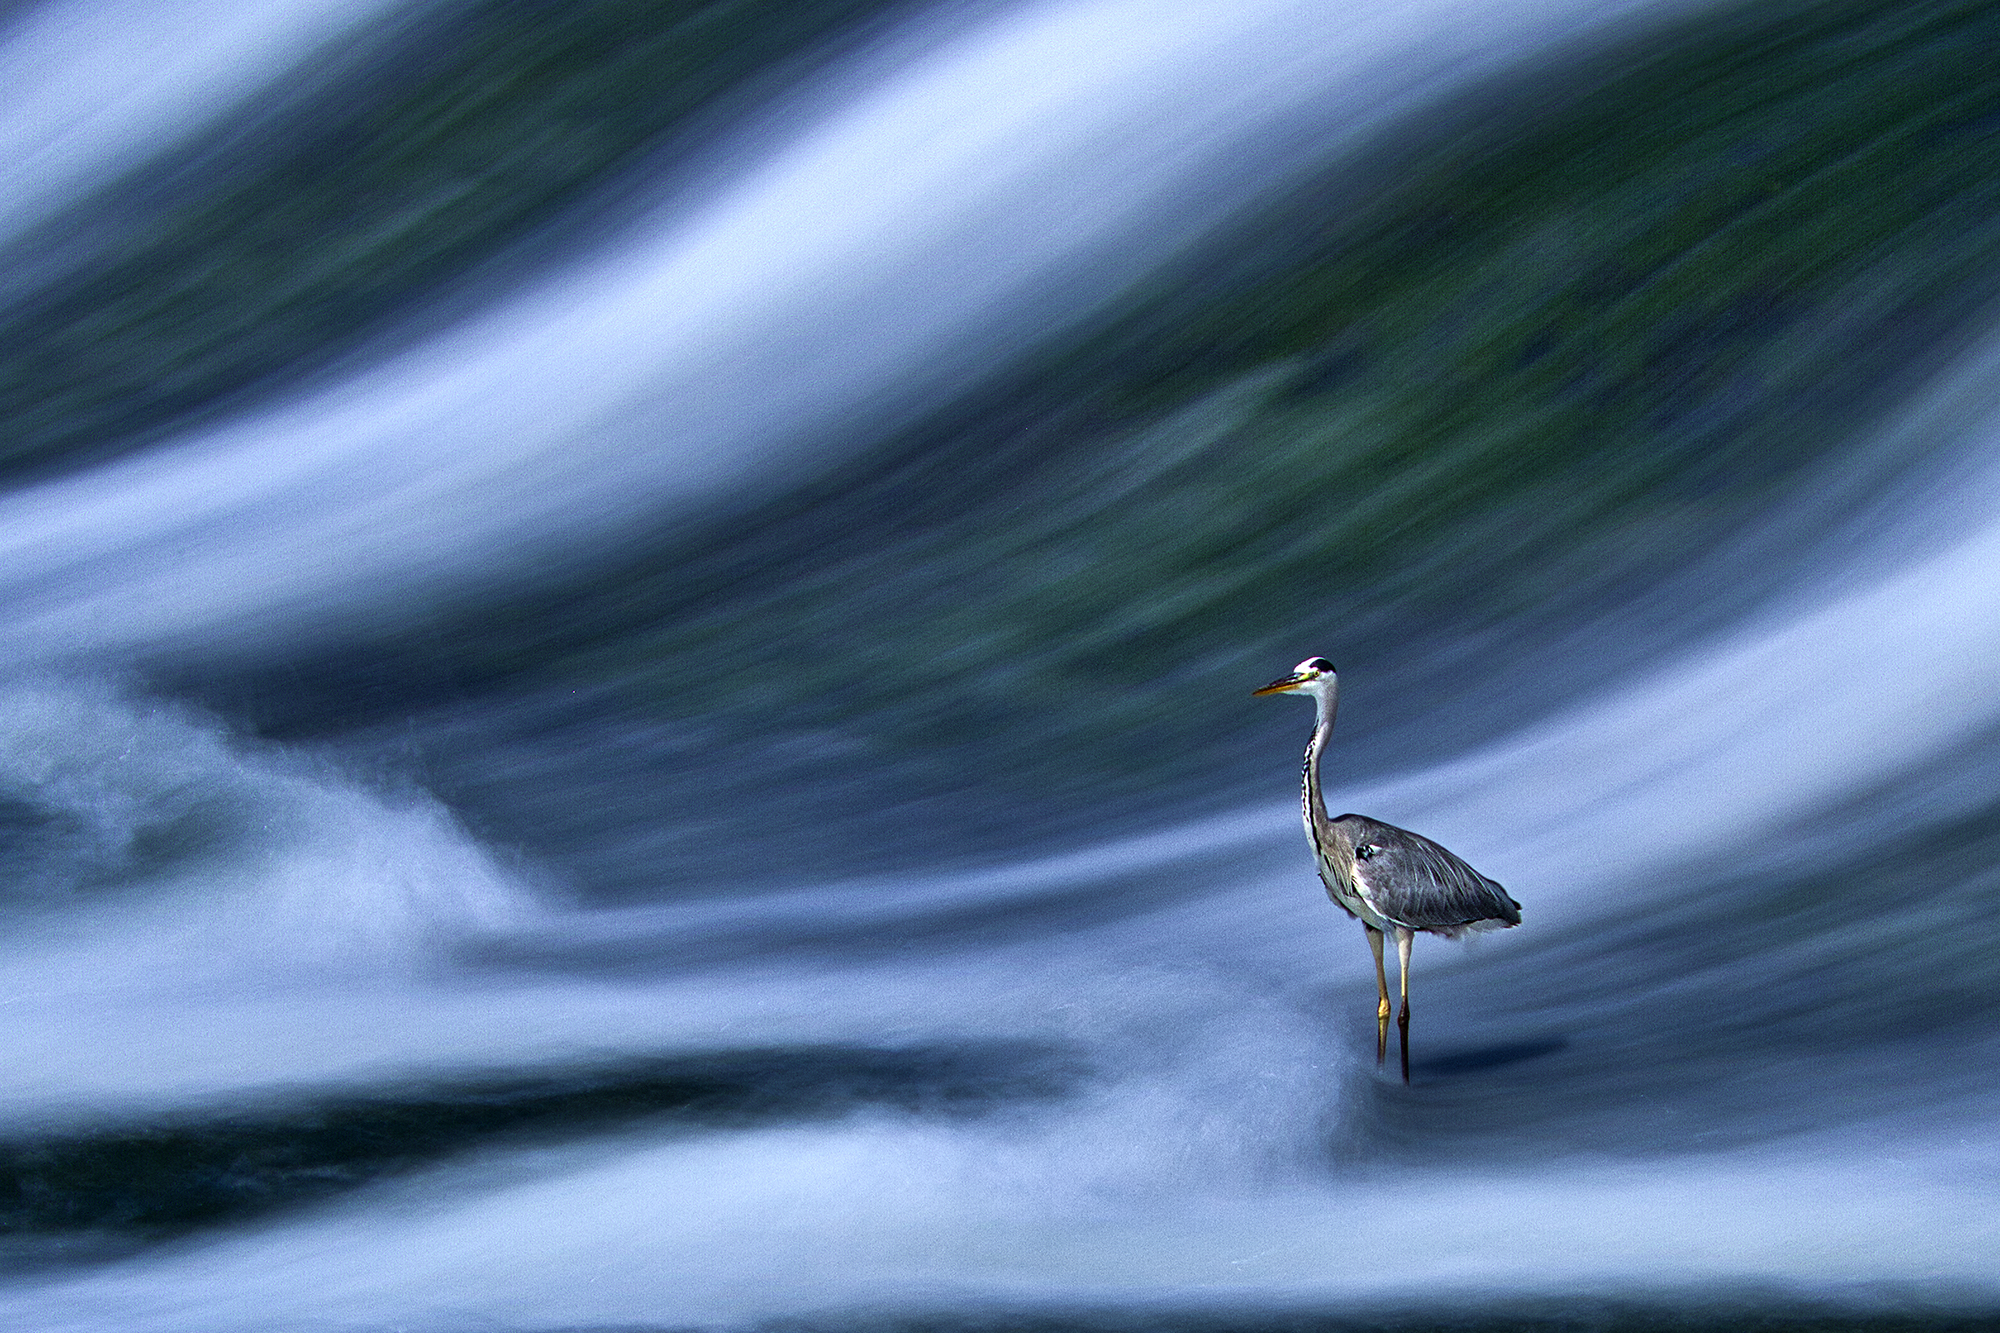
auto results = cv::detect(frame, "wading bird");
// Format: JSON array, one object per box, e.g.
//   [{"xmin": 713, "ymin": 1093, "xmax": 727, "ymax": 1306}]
[{"xmin": 1255, "ymin": 658, "xmax": 1520, "ymax": 1083}]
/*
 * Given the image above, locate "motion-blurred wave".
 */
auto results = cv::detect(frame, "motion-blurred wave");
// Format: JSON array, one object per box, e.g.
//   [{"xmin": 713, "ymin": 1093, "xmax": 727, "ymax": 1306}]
[{"xmin": 0, "ymin": 0, "xmax": 1995, "ymax": 1328}]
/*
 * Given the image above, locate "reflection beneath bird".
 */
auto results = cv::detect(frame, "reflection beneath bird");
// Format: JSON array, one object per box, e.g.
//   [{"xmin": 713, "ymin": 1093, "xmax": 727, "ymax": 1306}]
[{"xmin": 1255, "ymin": 657, "xmax": 1521, "ymax": 1082}]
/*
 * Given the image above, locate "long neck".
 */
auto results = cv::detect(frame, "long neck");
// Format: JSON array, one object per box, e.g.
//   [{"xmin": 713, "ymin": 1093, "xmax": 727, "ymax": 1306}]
[{"xmin": 1300, "ymin": 683, "xmax": 1340, "ymax": 852}]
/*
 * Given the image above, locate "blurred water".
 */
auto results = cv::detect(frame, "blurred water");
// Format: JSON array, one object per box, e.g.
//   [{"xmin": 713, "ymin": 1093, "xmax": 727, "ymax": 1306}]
[
  {"xmin": 0, "ymin": 0, "xmax": 410, "ymax": 246},
  {"xmin": 0, "ymin": 0, "xmax": 1667, "ymax": 663},
  {"xmin": 0, "ymin": 0, "xmax": 1997, "ymax": 1329}
]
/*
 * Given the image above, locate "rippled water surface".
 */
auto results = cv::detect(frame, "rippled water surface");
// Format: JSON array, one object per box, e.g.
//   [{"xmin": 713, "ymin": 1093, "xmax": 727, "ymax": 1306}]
[{"xmin": 0, "ymin": 0, "xmax": 1997, "ymax": 1328}]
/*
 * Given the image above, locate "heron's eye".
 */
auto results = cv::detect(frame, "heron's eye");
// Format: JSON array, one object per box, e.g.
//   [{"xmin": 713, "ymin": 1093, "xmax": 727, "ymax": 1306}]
[{"xmin": 1355, "ymin": 843, "xmax": 1380, "ymax": 861}]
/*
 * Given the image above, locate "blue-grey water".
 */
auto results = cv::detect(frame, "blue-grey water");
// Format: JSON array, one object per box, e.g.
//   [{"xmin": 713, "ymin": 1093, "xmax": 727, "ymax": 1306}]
[{"xmin": 0, "ymin": 0, "xmax": 1997, "ymax": 1328}]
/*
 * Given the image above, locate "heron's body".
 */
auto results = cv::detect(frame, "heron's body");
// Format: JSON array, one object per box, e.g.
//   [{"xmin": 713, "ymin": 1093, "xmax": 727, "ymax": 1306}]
[
  {"xmin": 1318, "ymin": 814, "xmax": 1515, "ymax": 937},
  {"xmin": 1256, "ymin": 656, "xmax": 1519, "ymax": 1081}
]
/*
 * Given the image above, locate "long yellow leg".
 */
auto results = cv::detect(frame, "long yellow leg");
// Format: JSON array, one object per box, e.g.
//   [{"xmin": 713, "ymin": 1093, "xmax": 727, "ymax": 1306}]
[
  {"xmin": 1395, "ymin": 927, "xmax": 1415, "ymax": 1085},
  {"xmin": 1365, "ymin": 925, "xmax": 1390, "ymax": 1065}
]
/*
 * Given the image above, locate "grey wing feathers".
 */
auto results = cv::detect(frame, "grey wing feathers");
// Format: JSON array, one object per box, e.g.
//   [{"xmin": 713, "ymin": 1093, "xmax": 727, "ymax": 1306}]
[{"xmin": 1333, "ymin": 814, "xmax": 1520, "ymax": 936}]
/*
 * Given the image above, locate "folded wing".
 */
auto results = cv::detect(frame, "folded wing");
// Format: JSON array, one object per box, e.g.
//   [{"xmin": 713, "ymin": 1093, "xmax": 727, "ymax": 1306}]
[{"xmin": 1333, "ymin": 813, "xmax": 1520, "ymax": 937}]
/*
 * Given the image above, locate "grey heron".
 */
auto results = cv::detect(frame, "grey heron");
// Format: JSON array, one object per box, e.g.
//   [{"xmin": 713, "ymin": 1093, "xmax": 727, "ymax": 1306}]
[{"xmin": 1255, "ymin": 657, "xmax": 1520, "ymax": 1083}]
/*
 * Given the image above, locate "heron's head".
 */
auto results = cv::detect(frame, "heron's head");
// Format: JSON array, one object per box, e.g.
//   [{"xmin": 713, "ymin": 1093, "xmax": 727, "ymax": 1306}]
[{"xmin": 1253, "ymin": 657, "xmax": 1336, "ymax": 698}]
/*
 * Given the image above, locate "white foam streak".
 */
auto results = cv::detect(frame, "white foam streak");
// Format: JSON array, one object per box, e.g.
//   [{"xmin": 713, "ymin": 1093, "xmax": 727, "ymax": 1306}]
[
  {"xmin": 1341, "ymin": 480, "xmax": 2000, "ymax": 912},
  {"xmin": 0, "ymin": 0, "xmax": 1672, "ymax": 664},
  {"xmin": 0, "ymin": 678, "xmax": 542, "ymax": 1118},
  {"xmin": 0, "ymin": 0, "xmax": 408, "ymax": 244},
  {"xmin": 3, "ymin": 1083, "xmax": 1996, "ymax": 1330}
]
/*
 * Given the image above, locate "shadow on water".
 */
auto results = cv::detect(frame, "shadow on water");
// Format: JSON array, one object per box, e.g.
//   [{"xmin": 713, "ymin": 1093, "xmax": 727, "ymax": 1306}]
[
  {"xmin": 1409, "ymin": 1037, "xmax": 1569, "ymax": 1079},
  {"xmin": 0, "ymin": 1040, "xmax": 1084, "ymax": 1252}
]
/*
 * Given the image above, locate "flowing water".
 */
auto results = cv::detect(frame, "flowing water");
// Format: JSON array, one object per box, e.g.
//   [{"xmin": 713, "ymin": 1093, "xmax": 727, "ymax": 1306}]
[{"xmin": 1, "ymin": 0, "xmax": 1999, "ymax": 1328}]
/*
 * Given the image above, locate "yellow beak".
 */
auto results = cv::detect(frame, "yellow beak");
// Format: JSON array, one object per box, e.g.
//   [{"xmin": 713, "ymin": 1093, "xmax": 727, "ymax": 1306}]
[{"xmin": 1252, "ymin": 676, "xmax": 1308, "ymax": 696}]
